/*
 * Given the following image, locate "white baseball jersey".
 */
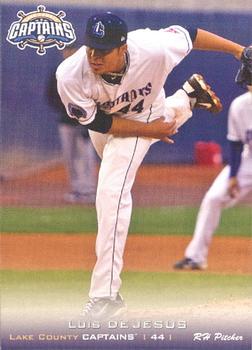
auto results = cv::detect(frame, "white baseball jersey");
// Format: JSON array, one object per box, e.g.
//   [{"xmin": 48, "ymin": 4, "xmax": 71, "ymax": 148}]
[
  {"xmin": 227, "ymin": 91, "xmax": 252, "ymax": 160},
  {"xmin": 56, "ymin": 26, "xmax": 192, "ymax": 126}
]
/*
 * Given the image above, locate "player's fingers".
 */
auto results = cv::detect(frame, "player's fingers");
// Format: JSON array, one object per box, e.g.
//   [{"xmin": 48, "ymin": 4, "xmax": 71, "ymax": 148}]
[{"xmin": 161, "ymin": 136, "xmax": 175, "ymax": 144}]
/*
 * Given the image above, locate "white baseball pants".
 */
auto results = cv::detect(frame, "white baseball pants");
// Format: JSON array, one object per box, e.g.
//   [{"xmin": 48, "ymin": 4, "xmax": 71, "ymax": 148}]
[{"xmin": 88, "ymin": 89, "xmax": 192, "ymax": 299}]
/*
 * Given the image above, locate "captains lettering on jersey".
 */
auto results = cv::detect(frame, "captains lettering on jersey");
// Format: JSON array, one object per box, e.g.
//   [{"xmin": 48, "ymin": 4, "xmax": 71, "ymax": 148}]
[{"xmin": 98, "ymin": 82, "xmax": 152, "ymax": 112}]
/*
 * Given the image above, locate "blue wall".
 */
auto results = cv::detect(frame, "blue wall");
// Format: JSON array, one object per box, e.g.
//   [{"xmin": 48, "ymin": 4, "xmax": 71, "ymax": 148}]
[{"xmin": 1, "ymin": 4, "xmax": 251, "ymax": 163}]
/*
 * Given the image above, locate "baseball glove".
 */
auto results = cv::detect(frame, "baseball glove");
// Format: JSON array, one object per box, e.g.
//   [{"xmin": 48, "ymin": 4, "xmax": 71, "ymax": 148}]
[{"xmin": 235, "ymin": 46, "xmax": 252, "ymax": 87}]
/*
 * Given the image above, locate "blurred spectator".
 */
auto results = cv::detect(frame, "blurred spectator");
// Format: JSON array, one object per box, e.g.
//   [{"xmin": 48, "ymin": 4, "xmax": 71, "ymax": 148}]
[{"xmin": 47, "ymin": 46, "xmax": 97, "ymax": 203}]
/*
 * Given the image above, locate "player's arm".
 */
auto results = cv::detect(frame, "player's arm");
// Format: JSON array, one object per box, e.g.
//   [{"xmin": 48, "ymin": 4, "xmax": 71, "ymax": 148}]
[
  {"xmin": 109, "ymin": 116, "xmax": 177, "ymax": 143},
  {"xmin": 226, "ymin": 99, "xmax": 244, "ymax": 198},
  {"xmin": 193, "ymin": 29, "xmax": 244, "ymax": 60},
  {"xmin": 227, "ymin": 140, "xmax": 243, "ymax": 198},
  {"xmin": 87, "ymin": 108, "xmax": 178, "ymax": 143}
]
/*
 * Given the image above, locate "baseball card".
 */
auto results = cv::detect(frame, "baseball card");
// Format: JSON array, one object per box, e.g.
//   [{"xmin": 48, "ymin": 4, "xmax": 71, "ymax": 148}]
[{"xmin": 1, "ymin": 1, "xmax": 252, "ymax": 349}]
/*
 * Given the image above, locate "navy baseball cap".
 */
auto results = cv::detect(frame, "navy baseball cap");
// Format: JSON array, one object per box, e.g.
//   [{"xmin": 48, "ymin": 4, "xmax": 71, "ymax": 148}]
[{"xmin": 83, "ymin": 12, "xmax": 128, "ymax": 50}]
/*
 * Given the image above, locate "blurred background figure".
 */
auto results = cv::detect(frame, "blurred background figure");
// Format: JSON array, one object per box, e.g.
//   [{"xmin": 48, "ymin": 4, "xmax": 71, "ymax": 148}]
[
  {"xmin": 174, "ymin": 85, "xmax": 252, "ymax": 270},
  {"xmin": 47, "ymin": 45, "xmax": 97, "ymax": 204}
]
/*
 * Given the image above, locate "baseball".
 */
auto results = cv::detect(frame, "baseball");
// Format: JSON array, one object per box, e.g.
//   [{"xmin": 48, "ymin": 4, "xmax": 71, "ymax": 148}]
[{"xmin": 37, "ymin": 35, "xmax": 45, "ymax": 42}]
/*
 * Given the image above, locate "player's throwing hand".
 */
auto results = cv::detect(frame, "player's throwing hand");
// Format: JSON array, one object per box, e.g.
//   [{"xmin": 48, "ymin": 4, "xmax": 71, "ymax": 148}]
[{"xmin": 148, "ymin": 117, "xmax": 178, "ymax": 143}]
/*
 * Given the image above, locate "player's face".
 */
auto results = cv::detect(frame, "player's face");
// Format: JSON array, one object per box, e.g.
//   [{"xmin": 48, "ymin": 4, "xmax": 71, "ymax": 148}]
[
  {"xmin": 86, "ymin": 45, "xmax": 127, "ymax": 75},
  {"xmin": 247, "ymin": 85, "xmax": 252, "ymax": 93}
]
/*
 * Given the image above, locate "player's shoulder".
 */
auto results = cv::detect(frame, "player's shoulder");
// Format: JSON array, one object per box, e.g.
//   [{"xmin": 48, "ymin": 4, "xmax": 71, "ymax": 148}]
[
  {"xmin": 128, "ymin": 28, "xmax": 157, "ymax": 47},
  {"xmin": 56, "ymin": 46, "xmax": 87, "ymax": 81},
  {"xmin": 231, "ymin": 91, "xmax": 251, "ymax": 109},
  {"xmin": 128, "ymin": 25, "xmax": 190, "ymax": 53},
  {"xmin": 129, "ymin": 25, "xmax": 188, "ymax": 41},
  {"xmin": 128, "ymin": 28, "xmax": 152, "ymax": 39},
  {"xmin": 229, "ymin": 92, "xmax": 252, "ymax": 123}
]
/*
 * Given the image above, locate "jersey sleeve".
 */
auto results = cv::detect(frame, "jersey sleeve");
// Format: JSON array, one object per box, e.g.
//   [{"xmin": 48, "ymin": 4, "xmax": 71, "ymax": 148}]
[
  {"xmin": 159, "ymin": 25, "xmax": 193, "ymax": 70},
  {"xmin": 227, "ymin": 100, "xmax": 242, "ymax": 142},
  {"xmin": 56, "ymin": 72, "xmax": 96, "ymax": 126}
]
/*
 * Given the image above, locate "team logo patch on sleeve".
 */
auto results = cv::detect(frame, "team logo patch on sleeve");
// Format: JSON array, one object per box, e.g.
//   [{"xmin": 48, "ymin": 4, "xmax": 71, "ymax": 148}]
[
  {"xmin": 68, "ymin": 103, "xmax": 88, "ymax": 123},
  {"xmin": 6, "ymin": 5, "xmax": 76, "ymax": 55}
]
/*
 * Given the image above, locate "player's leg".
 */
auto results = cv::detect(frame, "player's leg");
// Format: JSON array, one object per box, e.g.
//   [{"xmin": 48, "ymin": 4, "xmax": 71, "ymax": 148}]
[
  {"xmin": 58, "ymin": 123, "xmax": 77, "ymax": 199},
  {"xmin": 82, "ymin": 134, "xmax": 153, "ymax": 318},
  {"xmin": 175, "ymin": 162, "xmax": 252, "ymax": 269},
  {"xmin": 183, "ymin": 166, "xmax": 231, "ymax": 268},
  {"xmin": 164, "ymin": 74, "xmax": 222, "ymax": 131},
  {"xmin": 164, "ymin": 88, "xmax": 192, "ymax": 128},
  {"xmin": 72, "ymin": 127, "xmax": 97, "ymax": 202},
  {"xmin": 90, "ymin": 135, "xmax": 152, "ymax": 298},
  {"xmin": 59, "ymin": 125, "xmax": 96, "ymax": 203}
]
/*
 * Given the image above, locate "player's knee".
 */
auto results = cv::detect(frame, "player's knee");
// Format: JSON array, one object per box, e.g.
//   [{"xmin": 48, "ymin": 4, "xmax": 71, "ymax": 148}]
[
  {"xmin": 96, "ymin": 184, "xmax": 119, "ymax": 202},
  {"xmin": 203, "ymin": 191, "xmax": 223, "ymax": 207}
]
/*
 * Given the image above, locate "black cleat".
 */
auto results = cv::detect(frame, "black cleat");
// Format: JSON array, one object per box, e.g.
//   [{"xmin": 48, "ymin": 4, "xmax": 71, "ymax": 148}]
[
  {"xmin": 183, "ymin": 74, "xmax": 222, "ymax": 113},
  {"xmin": 173, "ymin": 257, "xmax": 206, "ymax": 270}
]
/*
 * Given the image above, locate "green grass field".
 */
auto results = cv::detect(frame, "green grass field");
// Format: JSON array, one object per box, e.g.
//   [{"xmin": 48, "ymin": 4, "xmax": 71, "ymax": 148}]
[
  {"xmin": 2, "ymin": 205, "xmax": 251, "ymax": 349},
  {"xmin": 2, "ymin": 270, "xmax": 252, "ymax": 313},
  {"xmin": 1, "ymin": 206, "xmax": 251, "ymax": 236},
  {"xmin": 2, "ymin": 270, "xmax": 251, "ymax": 350}
]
